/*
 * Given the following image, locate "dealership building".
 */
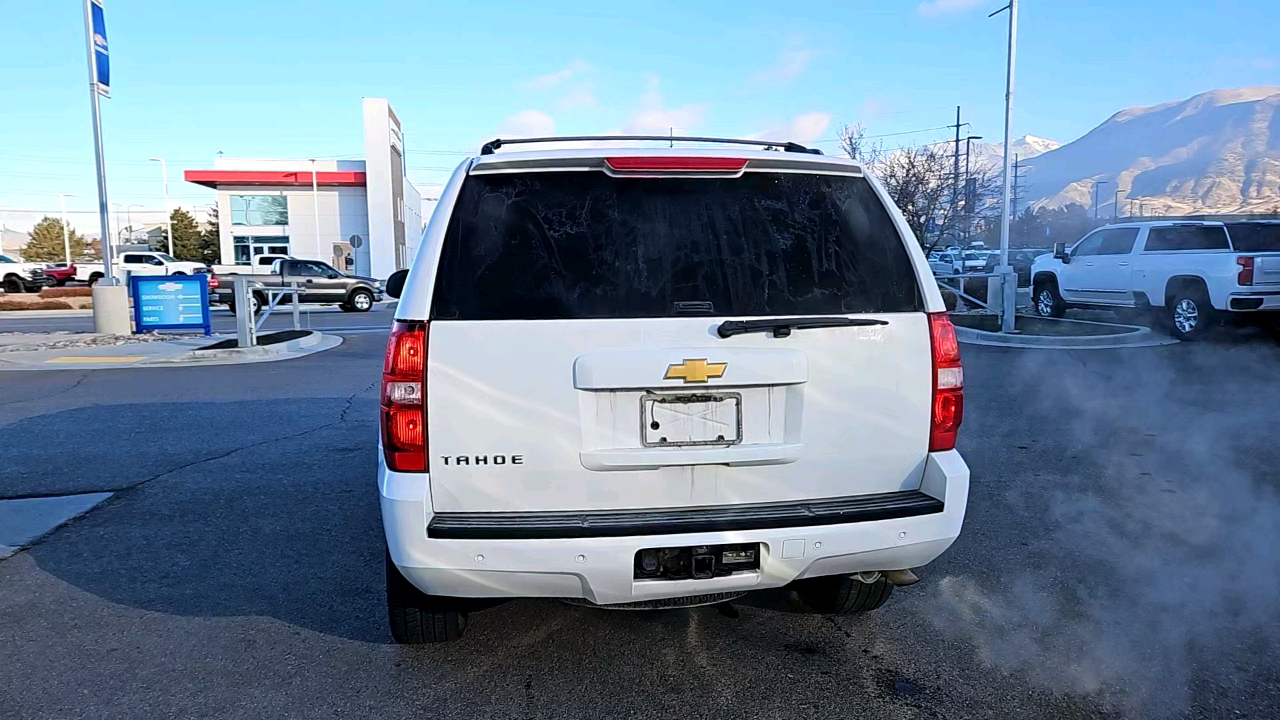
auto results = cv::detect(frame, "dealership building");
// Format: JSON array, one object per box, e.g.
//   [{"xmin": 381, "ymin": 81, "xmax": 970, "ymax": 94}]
[{"xmin": 184, "ymin": 98, "xmax": 430, "ymax": 279}]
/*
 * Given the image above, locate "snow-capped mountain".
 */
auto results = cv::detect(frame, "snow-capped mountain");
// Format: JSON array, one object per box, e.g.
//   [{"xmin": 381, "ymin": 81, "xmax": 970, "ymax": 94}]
[
  {"xmin": 972, "ymin": 135, "xmax": 1061, "ymax": 165},
  {"xmin": 1022, "ymin": 86, "xmax": 1280, "ymax": 217}
]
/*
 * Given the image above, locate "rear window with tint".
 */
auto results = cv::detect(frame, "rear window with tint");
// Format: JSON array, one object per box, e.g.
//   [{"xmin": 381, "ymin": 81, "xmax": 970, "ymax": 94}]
[
  {"xmin": 430, "ymin": 171, "xmax": 922, "ymax": 320},
  {"xmin": 1227, "ymin": 223, "xmax": 1280, "ymax": 252},
  {"xmin": 1143, "ymin": 226, "xmax": 1230, "ymax": 252}
]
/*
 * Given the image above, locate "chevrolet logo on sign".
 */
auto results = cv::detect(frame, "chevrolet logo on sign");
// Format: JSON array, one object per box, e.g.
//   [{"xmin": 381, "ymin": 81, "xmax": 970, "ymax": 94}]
[{"xmin": 664, "ymin": 358, "xmax": 728, "ymax": 383}]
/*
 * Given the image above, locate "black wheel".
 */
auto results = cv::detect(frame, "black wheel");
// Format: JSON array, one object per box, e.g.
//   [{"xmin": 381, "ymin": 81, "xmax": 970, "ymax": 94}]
[
  {"xmin": 3, "ymin": 276, "xmax": 25, "ymax": 294},
  {"xmin": 88, "ymin": 273, "xmax": 103, "ymax": 286},
  {"xmin": 793, "ymin": 573, "xmax": 894, "ymax": 615},
  {"xmin": 55, "ymin": 278, "xmax": 68, "ymax": 287},
  {"xmin": 172, "ymin": 271, "xmax": 187, "ymax": 276},
  {"xmin": 348, "ymin": 289, "xmax": 374, "ymax": 312},
  {"xmin": 1032, "ymin": 280, "xmax": 1066, "ymax": 318},
  {"xmin": 1168, "ymin": 287, "xmax": 1215, "ymax": 341},
  {"xmin": 233, "ymin": 294, "xmax": 263, "ymax": 316},
  {"xmin": 386, "ymin": 550, "xmax": 467, "ymax": 644}
]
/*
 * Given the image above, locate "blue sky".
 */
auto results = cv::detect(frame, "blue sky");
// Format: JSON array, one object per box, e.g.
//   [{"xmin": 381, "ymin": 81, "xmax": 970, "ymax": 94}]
[{"xmin": 2, "ymin": 0, "xmax": 1277, "ymax": 233}]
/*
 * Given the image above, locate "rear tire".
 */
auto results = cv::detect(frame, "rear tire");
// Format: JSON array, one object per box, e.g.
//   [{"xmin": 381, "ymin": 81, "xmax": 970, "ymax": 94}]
[
  {"xmin": 88, "ymin": 272, "xmax": 103, "ymax": 286},
  {"xmin": 793, "ymin": 573, "xmax": 894, "ymax": 615},
  {"xmin": 1032, "ymin": 280, "xmax": 1066, "ymax": 318},
  {"xmin": 1168, "ymin": 287, "xmax": 1215, "ymax": 341},
  {"xmin": 386, "ymin": 550, "xmax": 467, "ymax": 644},
  {"xmin": 3, "ymin": 276, "xmax": 25, "ymax": 294}
]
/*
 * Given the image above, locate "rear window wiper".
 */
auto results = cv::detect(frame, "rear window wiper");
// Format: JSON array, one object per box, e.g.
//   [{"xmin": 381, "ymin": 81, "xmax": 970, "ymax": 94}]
[{"xmin": 717, "ymin": 316, "xmax": 888, "ymax": 338}]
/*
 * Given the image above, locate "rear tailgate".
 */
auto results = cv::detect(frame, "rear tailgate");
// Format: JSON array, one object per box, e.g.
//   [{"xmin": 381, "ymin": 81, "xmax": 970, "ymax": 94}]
[
  {"xmin": 424, "ymin": 156, "xmax": 934, "ymax": 513},
  {"xmin": 1228, "ymin": 223, "xmax": 1280, "ymax": 286}
]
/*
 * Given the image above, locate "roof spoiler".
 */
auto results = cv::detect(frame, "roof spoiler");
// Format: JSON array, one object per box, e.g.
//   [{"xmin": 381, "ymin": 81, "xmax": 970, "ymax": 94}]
[{"xmin": 479, "ymin": 135, "xmax": 823, "ymax": 156}]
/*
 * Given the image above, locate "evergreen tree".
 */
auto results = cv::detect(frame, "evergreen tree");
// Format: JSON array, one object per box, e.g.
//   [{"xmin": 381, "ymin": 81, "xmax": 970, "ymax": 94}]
[{"xmin": 22, "ymin": 217, "xmax": 86, "ymax": 262}]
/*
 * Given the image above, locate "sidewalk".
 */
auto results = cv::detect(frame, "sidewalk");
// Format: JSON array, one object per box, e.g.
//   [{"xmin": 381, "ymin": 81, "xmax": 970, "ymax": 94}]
[{"xmin": 0, "ymin": 330, "xmax": 341, "ymax": 370}]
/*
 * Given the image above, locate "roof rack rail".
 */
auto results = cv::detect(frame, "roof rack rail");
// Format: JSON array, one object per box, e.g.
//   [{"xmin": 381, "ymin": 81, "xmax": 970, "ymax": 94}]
[{"xmin": 479, "ymin": 135, "xmax": 823, "ymax": 156}]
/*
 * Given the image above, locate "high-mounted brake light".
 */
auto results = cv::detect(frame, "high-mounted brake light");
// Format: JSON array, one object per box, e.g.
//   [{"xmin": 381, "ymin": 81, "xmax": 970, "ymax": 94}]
[
  {"xmin": 1237, "ymin": 256, "xmax": 1254, "ymax": 286},
  {"xmin": 381, "ymin": 321, "xmax": 428, "ymax": 472},
  {"xmin": 928, "ymin": 312, "xmax": 963, "ymax": 452},
  {"xmin": 605, "ymin": 156, "xmax": 748, "ymax": 172}
]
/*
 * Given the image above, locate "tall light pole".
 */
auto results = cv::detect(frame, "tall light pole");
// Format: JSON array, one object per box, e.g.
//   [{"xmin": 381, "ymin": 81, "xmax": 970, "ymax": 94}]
[
  {"xmin": 55, "ymin": 194, "xmax": 75, "ymax": 264},
  {"xmin": 991, "ymin": 0, "xmax": 1018, "ymax": 332},
  {"xmin": 1092, "ymin": 180, "xmax": 1109, "ymax": 221},
  {"xmin": 1114, "ymin": 187, "xmax": 1123, "ymax": 219},
  {"xmin": 149, "ymin": 157, "xmax": 172, "ymax": 256},
  {"xmin": 113, "ymin": 203, "xmax": 122, "ymax": 243},
  {"xmin": 309, "ymin": 158, "xmax": 321, "ymax": 254}
]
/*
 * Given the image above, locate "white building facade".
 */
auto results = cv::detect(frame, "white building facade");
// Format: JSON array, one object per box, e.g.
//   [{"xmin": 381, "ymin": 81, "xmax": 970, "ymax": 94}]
[{"xmin": 184, "ymin": 99, "xmax": 423, "ymax": 278}]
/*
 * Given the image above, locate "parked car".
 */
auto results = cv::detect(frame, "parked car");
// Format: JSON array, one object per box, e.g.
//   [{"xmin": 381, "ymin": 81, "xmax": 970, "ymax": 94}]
[
  {"xmin": 377, "ymin": 137, "xmax": 970, "ymax": 643},
  {"xmin": 76, "ymin": 251, "xmax": 208, "ymax": 284},
  {"xmin": 209, "ymin": 258, "xmax": 383, "ymax": 314},
  {"xmin": 1030, "ymin": 220, "xmax": 1280, "ymax": 339},
  {"xmin": 0, "ymin": 254, "xmax": 51, "ymax": 293},
  {"xmin": 928, "ymin": 251, "xmax": 959, "ymax": 275},
  {"xmin": 209, "ymin": 254, "xmax": 292, "ymax": 276},
  {"xmin": 983, "ymin": 248, "xmax": 1051, "ymax": 287},
  {"xmin": 43, "ymin": 262, "xmax": 77, "ymax": 287},
  {"xmin": 957, "ymin": 250, "xmax": 986, "ymax": 273}
]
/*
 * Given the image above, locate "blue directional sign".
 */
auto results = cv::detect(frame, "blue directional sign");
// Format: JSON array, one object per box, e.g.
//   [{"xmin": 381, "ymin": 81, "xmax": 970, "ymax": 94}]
[{"xmin": 130, "ymin": 274, "xmax": 211, "ymax": 335}]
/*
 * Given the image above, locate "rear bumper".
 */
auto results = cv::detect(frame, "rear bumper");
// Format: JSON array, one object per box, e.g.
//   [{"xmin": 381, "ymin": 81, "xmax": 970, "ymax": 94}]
[
  {"xmin": 379, "ymin": 450, "xmax": 970, "ymax": 605},
  {"xmin": 1227, "ymin": 291, "xmax": 1280, "ymax": 312}
]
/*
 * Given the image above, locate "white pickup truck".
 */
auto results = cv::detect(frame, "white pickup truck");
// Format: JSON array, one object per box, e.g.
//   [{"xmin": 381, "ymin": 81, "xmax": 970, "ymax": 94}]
[
  {"xmin": 209, "ymin": 254, "xmax": 291, "ymax": 276},
  {"xmin": 77, "ymin": 251, "xmax": 209, "ymax": 284},
  {"xmin": 0, "ymin": 254, "xmax": 52, "ymax": 293},
  {"xmin": 1030, "ymin": 220, "xmax": 1280, "ymax": 339}
]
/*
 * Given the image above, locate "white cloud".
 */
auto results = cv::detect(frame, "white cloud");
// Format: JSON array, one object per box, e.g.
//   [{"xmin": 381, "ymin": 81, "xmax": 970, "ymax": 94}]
[
  {"xmin": 555, "ymin": 85, "xmax": 599, "ymax": 111},
  {"xmin": 754, "ymin": 112, "xmax": 832, "ymax": 144},
  {"xmin": 917, "ymin": 0, "xmax": 987, "ymax": 17},
  {"xmin": 521, "ymin": 60, "xmax": 594, "ymax": 91},
  {"xmin": 753, "ymin": 48, "xmax": 814, "ymax": 85},
  {"xmin": 498, "ymin": 109, "xmax": 556, "ymax": 138},
  {"xmin": 621, "ymin": 75, "xmax": 706, "ymax": 134}
]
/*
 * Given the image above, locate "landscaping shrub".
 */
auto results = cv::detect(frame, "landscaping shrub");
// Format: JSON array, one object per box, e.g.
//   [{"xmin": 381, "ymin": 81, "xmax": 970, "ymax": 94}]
[
  {"xmin": 0, "ymin": 299, "xmax": 74, "ymax": 311},
  {"xmin": 39, "ymin": 286, "xmax": 93, "ymax": 299}
]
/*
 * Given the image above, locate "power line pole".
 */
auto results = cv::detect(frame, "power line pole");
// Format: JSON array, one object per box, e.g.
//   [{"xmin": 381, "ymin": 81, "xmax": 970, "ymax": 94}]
[
  {"xmin": 1010, "ymin": 154, "xmax": 1029, "ymax": 221},
  {"xmin": 950, "ymin": 106, "xmax": 962, "ymax": 223}
]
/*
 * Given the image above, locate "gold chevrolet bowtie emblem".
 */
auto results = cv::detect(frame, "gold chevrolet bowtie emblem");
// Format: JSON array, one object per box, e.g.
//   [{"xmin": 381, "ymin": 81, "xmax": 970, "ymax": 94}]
[{"xmin": 664, "ymin": 358, "xmax": 728, "ymax": 383}]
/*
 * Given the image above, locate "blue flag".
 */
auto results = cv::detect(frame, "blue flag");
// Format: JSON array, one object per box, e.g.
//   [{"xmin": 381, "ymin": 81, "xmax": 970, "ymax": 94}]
[{"xmin": 91, "ymin": 0, "xmax": 110, "ymax": 96}]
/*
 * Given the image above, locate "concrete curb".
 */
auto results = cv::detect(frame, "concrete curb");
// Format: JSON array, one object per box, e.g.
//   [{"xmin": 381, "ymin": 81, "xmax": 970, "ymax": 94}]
[
  {"xmin": 955, "ymin": 318, "xmax": 1179, "ymax": 350},
  {"xmin": 0, "ymin": 331, "xmax": 343, "ymax": 370}
]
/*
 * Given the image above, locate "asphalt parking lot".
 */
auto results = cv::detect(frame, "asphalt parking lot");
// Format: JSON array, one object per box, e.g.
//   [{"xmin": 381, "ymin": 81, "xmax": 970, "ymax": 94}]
[{"xmin": 2, "ymin": 316, "xmax": 1279, "ymax": 720}]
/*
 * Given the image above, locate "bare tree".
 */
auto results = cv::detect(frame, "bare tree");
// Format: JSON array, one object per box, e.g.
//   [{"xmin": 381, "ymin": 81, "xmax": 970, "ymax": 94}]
[{"xmin": 839, "ymin": 123, "xmax": 1002, "ymax": 251}]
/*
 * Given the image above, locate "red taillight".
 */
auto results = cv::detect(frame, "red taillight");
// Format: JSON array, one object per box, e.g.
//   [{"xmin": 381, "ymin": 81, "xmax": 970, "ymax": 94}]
[
  {"xmin": 207, "ymin": 275, "xmax": 219, "ymax": 289},
  {"xmin": 1237, "ymin": 256, "xmax": 1254, "ymax": 286},
  {"xmin": 381, "ymin": 321, "xmax": 427, "ymax": 472},
  {"xmin": 605, "ymin": 156, "xmax": 747, "ymax": 172},
  {"xmin": 928, "ymin": 312, "xmax": 963, "ymax": 452}
]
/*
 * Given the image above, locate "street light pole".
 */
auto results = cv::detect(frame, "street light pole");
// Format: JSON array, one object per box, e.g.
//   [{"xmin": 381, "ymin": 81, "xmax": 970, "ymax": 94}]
[
  {"xmin": 991, "ymin": 0, "xmax": 1018, "ymax": 332},
  {"xmin": 963, "ymin": 135, "xmax": 983, "ymax": 242},
  {"xmin": 1093, "ymin": 181, "xmax": 1109, "ymax": 221},
  {"xmin": 127, "ymin": 204, "xmax": 143, "ymax": 244},
  {"xmin": 149, "ymin": 157, "xmax": 172, "ymax": 256},
  {"xmin": 55, "ymin": 194, "xmax": 75, "ymax": 265}
]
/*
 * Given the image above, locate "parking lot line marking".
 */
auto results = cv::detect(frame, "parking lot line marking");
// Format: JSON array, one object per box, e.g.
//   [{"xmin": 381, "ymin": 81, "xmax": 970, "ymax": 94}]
[{"xmin": 44, "ymin": 356, "xmax": 147, "ymax": 363}]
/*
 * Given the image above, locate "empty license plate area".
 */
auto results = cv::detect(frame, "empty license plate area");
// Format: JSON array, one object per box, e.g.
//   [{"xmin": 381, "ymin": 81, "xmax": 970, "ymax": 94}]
[
  {"xmin": 641, "ymin": 392, "xmax": 742, "ymax": 447},
  {"xmin": 634, "ymin": 543, "xmax": 761, "ymax": 580}
]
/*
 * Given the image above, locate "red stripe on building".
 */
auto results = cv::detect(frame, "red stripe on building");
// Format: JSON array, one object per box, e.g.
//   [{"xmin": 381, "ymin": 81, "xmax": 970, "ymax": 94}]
[{"xmin": 183, "ymin": 170, "xmax": 367, "ymax": 188}]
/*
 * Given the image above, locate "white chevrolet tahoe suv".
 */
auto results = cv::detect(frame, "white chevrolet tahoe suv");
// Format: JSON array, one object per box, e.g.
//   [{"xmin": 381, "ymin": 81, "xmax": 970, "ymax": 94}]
[
  {"xmin": 378, "ymin": 137, "xmax": 970, "ymax": 643},
  {"xmin": 1030, "ymin": 220, "xmax": 1280, "ymax": 340}
]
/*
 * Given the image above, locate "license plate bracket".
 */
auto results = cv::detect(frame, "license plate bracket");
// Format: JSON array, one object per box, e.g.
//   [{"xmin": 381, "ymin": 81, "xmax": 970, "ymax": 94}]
[{"xmin": 641, "ymin": 391, "xmax": 742, "ymax": 447}]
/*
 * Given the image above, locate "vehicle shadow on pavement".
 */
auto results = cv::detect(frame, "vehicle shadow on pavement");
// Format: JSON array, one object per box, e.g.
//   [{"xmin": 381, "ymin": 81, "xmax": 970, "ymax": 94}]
[{"xmin": 26, "ymin": 397, "xmax": 391, "ymax": 643}]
